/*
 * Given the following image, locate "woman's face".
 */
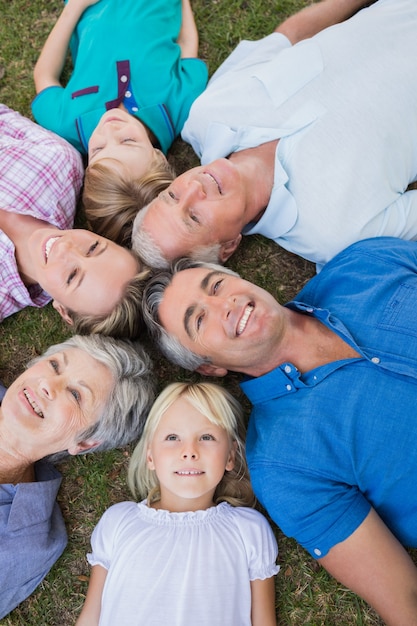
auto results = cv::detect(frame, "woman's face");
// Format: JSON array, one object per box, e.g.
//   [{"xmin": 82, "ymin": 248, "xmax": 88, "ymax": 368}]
[
  {"xmin": 27, "ymin": 228, "xmax": 139, "ymax": 318},
  {"xmin": 0, "ymin": 347, "xmax": 114, "ymax": 460}
]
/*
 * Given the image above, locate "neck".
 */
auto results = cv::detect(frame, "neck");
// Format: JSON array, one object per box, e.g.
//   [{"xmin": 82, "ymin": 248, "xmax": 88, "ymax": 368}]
[
  {"xmin": 228, "ymin": 140, "xmax": 278, "ymax": 225},
  {"xmin": 268, "ymin": 311, "xmax": 361, "ymax": 375},
  {"xmin": 0, "ymin": 416, "xmax": 36, "ymax": 484},
  {"xmin": 0, "ymin": 446, "xmax": 35, "ymax": 484},
  {"xmin": 0, "ymin": 209, "xmax": 54, "ymax": 284}
]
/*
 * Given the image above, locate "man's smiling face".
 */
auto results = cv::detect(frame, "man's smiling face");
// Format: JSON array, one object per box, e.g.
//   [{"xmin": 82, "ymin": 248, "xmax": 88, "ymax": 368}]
[
  {"xmin": 158, "ymin": 267, "xmax": 285, "ymax": 376},
  {"xmin": 141, "ymin": 158, "xmax": 246, "ymax": 262}
]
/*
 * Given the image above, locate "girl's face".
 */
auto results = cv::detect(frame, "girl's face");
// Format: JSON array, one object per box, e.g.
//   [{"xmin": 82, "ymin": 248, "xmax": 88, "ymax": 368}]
[
  {"xmin": 27, "ymin": 228, "xmax": 139, "ymax": 319},
  {"xmin": 0, "ymin": 348, "xmax": 113, "ymax": 460},
  {"xmin": 88, "ymin": 108, "xmax": 160, "ymax": 179},
  {"xmin": 146, "ymin": 396, "xmax": 236, "ymax": 512}
]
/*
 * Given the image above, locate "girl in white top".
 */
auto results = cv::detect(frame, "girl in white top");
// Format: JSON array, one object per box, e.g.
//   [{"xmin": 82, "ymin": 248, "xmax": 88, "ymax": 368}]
[{"xmin": 76, "ymin": 382, "xmax": 279, "ymax": 626}]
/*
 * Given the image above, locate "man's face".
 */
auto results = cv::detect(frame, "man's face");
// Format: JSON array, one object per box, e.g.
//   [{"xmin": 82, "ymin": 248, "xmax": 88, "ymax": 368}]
[
  {"xmin": 141, "ymin": 158, "xmax": 247, "ymax": 262},
  {"xmin": 158, "ymin": 267, "xmax": 286, "ymax": 376}
]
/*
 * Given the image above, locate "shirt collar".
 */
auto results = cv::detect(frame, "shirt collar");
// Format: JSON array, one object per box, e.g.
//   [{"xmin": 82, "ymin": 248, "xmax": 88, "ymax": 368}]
[{"xmin": 1, "ymin": 461, "xmax": 62, "ymax": 532}]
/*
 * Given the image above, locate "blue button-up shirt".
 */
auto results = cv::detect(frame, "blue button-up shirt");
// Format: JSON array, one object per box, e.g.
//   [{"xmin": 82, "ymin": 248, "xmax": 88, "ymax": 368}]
[{"xmin": 242, "ymin": 237, "xmax": 417, "ymax": 558}]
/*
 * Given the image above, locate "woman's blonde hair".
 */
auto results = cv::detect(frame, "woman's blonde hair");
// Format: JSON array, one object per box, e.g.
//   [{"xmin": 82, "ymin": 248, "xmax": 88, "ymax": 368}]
[
  {"xmin": 67, "ymin": 264, "xmax": 152, "ymax": 339},
  {"xmin": 83, "ymin": 151, "xmax": 175, "ymax": 247},
  {"xmin": 128, "ymin": 382, "xmax": 256, "ymax": 508}
]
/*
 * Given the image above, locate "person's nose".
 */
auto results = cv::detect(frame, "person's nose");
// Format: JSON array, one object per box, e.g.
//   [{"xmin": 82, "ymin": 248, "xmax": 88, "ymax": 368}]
[
  {"xmin": 39, "ymin": 376, "xmax": 58, "ymax": 401},
  {"xmin": 182, "ymin": 179, "xmax": 206, "ymax": 204},
  {"xmin": 181, "ymin": 442, "xmax": 199, "ymax": 460},
  {"xmin": 208, "ymin": 293, "xmax": 237, "ymax": 320}
]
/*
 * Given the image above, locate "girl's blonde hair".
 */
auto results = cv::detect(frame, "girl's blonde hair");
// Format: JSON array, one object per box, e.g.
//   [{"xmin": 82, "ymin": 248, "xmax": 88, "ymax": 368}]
[
  {"xmin": 67, "ymin": 263, "xmax": 151, "ymax": 339},
  {"xmin": 128, "ymin": 382, "xmax": 256, "ymax": 508},
  {"xmin": 83, "ymin": 150, "xmax": 175, "ymax": 247}
]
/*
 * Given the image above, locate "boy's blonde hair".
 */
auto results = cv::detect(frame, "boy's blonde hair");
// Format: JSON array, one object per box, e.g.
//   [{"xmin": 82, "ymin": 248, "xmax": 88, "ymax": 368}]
[
  {"xmin": 128, "ymin": 382, "xmax": 256, "ymax": 508},
  {"xmin": 83, "ymin": 151, "xmax": 175, "ymax": 247}
]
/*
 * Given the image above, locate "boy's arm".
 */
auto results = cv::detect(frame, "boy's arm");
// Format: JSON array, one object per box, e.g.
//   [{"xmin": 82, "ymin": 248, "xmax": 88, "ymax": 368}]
[
  {"xmin": 250, "ymin": 577, "xmax": 277, "ymax": 626},
  {"xmin": 177, "ymin": 0, "xmax": 199, "ymax": 58},
  {"xmin": 319, "ymin": 508, "xmax": 417, "ymax": 626},
  {"xmin": 275, "ymin": 0, "xmax": 375, "ymax": 44},
  {"xmin": 75, "ymin": 564, "xmax": 108, "ymax": 626},
  {"xmin": 34, "ymin": 0, "xmax": 101, "ymax": 93}
]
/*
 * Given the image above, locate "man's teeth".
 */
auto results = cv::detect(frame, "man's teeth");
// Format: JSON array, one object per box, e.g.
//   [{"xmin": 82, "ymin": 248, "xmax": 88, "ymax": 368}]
[
  {"xmin": 237, "ymin": 304, "xmax": 254, "ymax": 335},
  {"xmin": 45, "ymin": 237, "xmax": 60, "ymax": 260},
  {"xmin": 176, "ymin": 470, "xmax": 203, "ymax": 475},
  {"xmin": 23, "ymin": 389, "xmax": 44, "ymax": 418}
]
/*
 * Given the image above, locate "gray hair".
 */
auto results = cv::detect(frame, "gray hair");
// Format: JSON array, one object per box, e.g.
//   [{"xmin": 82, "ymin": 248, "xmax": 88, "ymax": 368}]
[
  {"xmin": 31, "ymin": 334, "xmax": 155, "ymax": 461},
  {"xmin": 142, "ymin": 258, "xmax": 238, "ymax": 370},
  {"xmin": 132, "ymin": 202, "xmax": 222, "ymax": 269}
]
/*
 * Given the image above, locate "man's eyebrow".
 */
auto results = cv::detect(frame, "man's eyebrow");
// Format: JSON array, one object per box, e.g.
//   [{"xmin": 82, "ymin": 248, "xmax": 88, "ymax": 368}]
[
  {"xmin": 183, "ymin": 271, "xmax": 225, "ymax": 338},
  {"xmin": 184, "ymin": 305, "xmax": 195, "ymax": 339}
]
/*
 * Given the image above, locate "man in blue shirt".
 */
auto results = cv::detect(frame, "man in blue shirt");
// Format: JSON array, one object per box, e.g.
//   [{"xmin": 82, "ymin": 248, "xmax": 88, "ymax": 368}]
[{"xmin": 142, "ymin": 237, "xmax": 417, "ymax": 625}]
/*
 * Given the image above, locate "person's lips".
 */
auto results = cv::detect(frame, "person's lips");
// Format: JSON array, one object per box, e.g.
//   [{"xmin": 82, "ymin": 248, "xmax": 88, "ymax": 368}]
[{"xmin": 22, "ymin": 388, "xmax": 44, "ymax": 418}]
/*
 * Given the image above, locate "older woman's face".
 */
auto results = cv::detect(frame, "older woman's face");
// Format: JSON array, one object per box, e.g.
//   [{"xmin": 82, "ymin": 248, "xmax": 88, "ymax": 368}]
[
  {"xmin": 27, "ymin": 228, "xmax": 139, "ymax": 317},
  {"xmin": 0, "ymin": 348, "xmax": 114, "ymax": 460}
]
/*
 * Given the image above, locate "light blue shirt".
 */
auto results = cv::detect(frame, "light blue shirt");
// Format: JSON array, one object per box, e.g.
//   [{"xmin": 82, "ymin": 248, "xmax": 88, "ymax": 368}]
[
  {"xmin": 183, "ymin": 0, "xmax": 417, "ymax": 269},
  {"xmin": 242, "ymin": 237, "xmax": 417, "ymax": 558}
]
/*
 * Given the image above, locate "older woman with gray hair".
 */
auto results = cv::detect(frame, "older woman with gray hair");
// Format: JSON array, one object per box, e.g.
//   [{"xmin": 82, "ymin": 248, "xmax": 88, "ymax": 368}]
[{"xmin": 0, "ymin": 333, "xmax": 154, "ymax": 619}]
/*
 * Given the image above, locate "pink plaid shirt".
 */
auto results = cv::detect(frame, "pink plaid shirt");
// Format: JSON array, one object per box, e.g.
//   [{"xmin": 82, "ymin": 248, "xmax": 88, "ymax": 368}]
[{"xmin": 0, "ymin": 105, "xmax": 84, "ymax": 321}]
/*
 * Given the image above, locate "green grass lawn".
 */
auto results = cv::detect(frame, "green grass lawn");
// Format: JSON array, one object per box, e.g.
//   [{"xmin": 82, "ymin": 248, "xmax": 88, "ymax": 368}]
[{"xmin": 0, "ymin": 1, "xmax": 411, "ymax": 624}]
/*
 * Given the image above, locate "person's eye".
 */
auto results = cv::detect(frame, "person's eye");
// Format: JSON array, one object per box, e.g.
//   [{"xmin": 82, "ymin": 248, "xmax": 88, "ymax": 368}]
[
  {"xmin": 168, "ymin": 190, "xmax": 177, "ymax": 200},
  {"xmin": 201, "ymin": 434, "xmax": 215, "ymax": 441},
  {"xmin": 212, "ymin": 279, "xmax": 223, "ymax": 294},
  {"xmin": 166, "ymin": 434, "xmax": 179, "ymax": 441},
  {"xmin": 122, "ymin": 138, "xmax": 136, "ymax": 144},
  {"xmin": 87, "ymin": 241, "xmax": 99, "ymax": 256},
  {"xmin": 91, "ymin": 146, "xmax": 103, "ymax": 155},
  {"xmin": 67, "ymin": 269, "xmax": 77, "ymax": 285},
  {"xmin": 196, "ymin": 312, "xmax": 204, "ymax": 332},
  {"xmin": 49, "ymin": 359, "xmax": 59, "ymax": 373},
  {"xmin": 190, "ymin": 212, "xmax": 200, "ymax": 224},
  {"xmin": 69, "ymin": 388, "xmax": 81, "ymax": 403}
]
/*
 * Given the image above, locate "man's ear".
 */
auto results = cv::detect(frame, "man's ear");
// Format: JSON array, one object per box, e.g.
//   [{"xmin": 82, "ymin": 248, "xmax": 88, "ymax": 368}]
[
  {"xmin": 219, "ymin": 235, "xmax": 242, "ymax": 263},
  {"xmin": 196, "ymin": 363, "xmax": 228, "ymax": 377},
  {"xmin": 52, "ymin": 300, "xmax": 73, "ymax": 325},
  {"xmin": 67, "ymin": 440, "xmax": 101, "ymax": 456}
]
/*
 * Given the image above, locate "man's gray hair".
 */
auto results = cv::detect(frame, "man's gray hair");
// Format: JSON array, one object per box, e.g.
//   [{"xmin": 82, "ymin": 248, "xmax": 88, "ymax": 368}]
[
  {"xmin": 142, "ymin": 258, "xmax": 239, "ymax": 370},
  {"xmin": 132, "ymin": 202, "xmax": 222, "ymax": 269},
  {"xmin": 31, "ymin": 334, "xmax": 155, "ymax": 461}
]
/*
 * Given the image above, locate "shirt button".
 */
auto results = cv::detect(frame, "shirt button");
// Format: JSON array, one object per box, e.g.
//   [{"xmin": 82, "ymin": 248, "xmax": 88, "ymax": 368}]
[
  {"xmin": 131, "ymin": 106, "xmax": 138, "ymax": 112},
  {"xmin": 314, "ymin": 548, "xmax": 322, "ymax": 556},
  {"xmin": 125, "ymin": 90, "xmax": 132, "ymax": 98},
  {"xmin": 120, "ymin": 75, "xmax": 128, "ymax": 83},
  {"xmin": 286, "ymin": 384, "xmax": 292, "ymax": 391},
  {"xmin": 284, "ymin": 365, "xmax": 291, "ymax": 374},
  {"xmin": 371, "ymin": 357, "xmax": 380, "ymax": 364}
]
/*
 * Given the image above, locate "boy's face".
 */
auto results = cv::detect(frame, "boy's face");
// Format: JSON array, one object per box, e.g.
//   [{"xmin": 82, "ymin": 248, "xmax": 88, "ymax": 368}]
[{"xmin": 88, "ymin": 108, "xmax": 161, "ymax": 178}]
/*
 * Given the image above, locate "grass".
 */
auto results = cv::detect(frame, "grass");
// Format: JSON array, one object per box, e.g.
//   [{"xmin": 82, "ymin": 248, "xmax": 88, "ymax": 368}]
[{"xmin": 0, "ymin": 0, "xmax": 414, "ymax": 624}]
